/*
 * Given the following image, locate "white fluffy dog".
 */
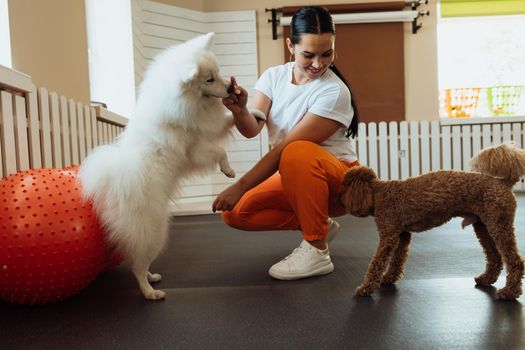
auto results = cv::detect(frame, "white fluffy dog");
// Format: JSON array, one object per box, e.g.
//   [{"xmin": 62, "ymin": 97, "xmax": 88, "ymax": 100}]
[{"xmin": 78, "ymin": 33, "xmax": 235, "ymax": 300}]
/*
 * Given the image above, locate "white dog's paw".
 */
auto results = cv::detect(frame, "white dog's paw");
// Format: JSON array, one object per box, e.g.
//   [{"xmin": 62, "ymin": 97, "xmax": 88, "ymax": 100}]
[
  {"xmin": 148, "ymin": 272, "xmax": 162, "ymax": 283},
  {"xmin": 144, "ymin": 289, "xmax": 166, "ymax": 300},
  {"xmin": 221, "ymin": 167, "xmax": 236, "ymax": 178}
]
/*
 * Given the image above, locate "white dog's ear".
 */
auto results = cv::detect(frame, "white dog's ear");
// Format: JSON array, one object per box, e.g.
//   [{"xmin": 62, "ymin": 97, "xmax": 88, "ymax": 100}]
[
  {"xmin": 181, "ymin": 64, "xmax": 198, "ymax": 84},
  {"xmin": 202, "ymin": 32, "xmax": 215, "ymax": 50},
  {"xmin": 192, "ymin": 32, "xmax": 215, "ymax": 50}
]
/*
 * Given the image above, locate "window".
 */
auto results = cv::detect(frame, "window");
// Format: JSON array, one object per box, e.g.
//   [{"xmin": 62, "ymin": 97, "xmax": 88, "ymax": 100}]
[
  {"xmin": 0, "ymin": 0, "xmax": 12, "ymax": 68},
  {"xmin": 437, "ymin": 1, "xmax": 525, "ymax": 118},
  {"xmin": 85, "ymin": 0, "xmax": 135, "ymax": 118}
]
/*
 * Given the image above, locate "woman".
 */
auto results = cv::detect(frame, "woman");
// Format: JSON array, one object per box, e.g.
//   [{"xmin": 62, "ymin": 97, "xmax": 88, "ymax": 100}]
[{"xmin": 212, "ymin": 6, "xmax": 359, "ymax": 280}]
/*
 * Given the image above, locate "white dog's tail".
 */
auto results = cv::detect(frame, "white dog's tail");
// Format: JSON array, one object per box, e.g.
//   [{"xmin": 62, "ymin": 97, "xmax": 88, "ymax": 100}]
[
  {"xmin": 78, "ymin": 144, "xmax": 147, "ymax": 212},
  {"xmin": 470, "ymin": 142, "xmax": 525, "ymax": 187}
]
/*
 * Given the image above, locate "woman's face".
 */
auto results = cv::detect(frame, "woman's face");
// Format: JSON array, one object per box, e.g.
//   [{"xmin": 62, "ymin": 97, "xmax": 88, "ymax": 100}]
[{"xmin": 288, "ymin": 33, "xmax": 335, "ymax": 83}]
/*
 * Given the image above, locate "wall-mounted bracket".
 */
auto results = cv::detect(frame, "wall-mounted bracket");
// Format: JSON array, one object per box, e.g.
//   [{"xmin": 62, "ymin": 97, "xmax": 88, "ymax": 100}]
[
  {"xmin": 410, "ymin": 0, "xmax": 429, "ymax": 34},
  {"xmin": 265, "ymin": 8, "xmax": 282, "ymax": 40}
]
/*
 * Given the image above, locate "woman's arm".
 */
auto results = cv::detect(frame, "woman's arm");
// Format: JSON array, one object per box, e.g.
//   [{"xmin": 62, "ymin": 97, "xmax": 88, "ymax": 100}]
[
  {"xmin": 212, "ymin": 113, "xmax": 344, "ymax": 212},
  {"xmin": 223, "ymin": 77, "xmax": 268, "ymax": 138}
]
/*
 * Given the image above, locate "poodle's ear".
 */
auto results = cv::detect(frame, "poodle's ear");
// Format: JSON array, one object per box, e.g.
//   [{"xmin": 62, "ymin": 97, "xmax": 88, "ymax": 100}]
[
  {"xmin": 341, "ymin": 166, "xmax": 377, "ymax": 217},
  {"xmin": 342, "ymin": 166, "xmax": 378, "ymax": 186}
]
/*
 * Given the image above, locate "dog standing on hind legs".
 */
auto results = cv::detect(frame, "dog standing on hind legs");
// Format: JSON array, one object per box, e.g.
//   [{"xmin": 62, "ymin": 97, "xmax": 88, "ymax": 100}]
[
  {"xmin": 341, "ymin": 143, "xmax": 525, "ymax": 300},
  {"xmin": 78, "ymin": 33, "xmax": 239, "ymax": 300}
]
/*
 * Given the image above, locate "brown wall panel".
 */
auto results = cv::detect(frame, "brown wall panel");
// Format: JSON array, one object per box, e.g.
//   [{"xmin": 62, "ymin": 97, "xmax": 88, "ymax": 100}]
[{"xmin": 283, "ymin": 21, "xmax": 405, "ymax": 123}]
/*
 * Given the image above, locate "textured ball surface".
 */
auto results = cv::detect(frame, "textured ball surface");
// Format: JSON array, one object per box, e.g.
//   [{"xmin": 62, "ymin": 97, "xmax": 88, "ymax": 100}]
[{"xmin": 0, "ymin": 168, "xmax": 120, "ymax": 304}]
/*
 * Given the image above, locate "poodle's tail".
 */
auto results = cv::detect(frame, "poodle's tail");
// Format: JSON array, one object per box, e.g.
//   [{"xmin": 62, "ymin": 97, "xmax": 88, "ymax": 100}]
[{"xmin": 470, "ymin": 142, "xmax": 525, "ymax": 187}]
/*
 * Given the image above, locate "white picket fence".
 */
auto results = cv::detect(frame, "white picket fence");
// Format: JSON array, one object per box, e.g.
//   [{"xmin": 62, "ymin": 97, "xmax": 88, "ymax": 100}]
[
  {"xmin": 355, "ymin": 117, "xmax": 525, "ymax": 191},
  {"xmin": 0, "ymin": 65, "xmax": 126, "ymax": 179}
]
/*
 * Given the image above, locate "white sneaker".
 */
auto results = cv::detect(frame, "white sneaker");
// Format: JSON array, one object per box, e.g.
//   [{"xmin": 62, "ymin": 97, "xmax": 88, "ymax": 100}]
[
  {"xmin": 327, "ymin": 218, "xmax": 340, "ymax": 243},
  {"xmin": 268, "ymin": 240, "xmax": 334, "ymax": 280}
]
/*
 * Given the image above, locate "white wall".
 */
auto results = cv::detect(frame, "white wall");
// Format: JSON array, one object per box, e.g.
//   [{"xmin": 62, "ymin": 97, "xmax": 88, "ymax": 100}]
[
  {"xmin": 132, "ymin": 0, "xmax": 264, "ymax": 214},
  {"xmin": 0, "ymin": 0, "xmax": 12, "ymax": 68}
]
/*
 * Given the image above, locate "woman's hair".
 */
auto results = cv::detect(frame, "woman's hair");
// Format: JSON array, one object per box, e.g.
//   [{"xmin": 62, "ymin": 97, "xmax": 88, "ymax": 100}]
[{"xmin": 290, "ymin": 6, "xmax": 359, "ymax": 138}]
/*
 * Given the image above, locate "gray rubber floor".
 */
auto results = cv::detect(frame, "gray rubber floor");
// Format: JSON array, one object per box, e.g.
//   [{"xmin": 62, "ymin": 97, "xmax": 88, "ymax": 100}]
[{"xmin": 1, "ymin": 195, "xmax": 524, "ymax": 350}]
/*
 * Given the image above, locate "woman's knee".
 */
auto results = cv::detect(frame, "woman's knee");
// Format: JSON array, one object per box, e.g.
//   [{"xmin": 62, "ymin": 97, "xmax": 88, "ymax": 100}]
[
  {"xmin": 222, "ymin": 207, "xmax": 258, "ymax": 231},
  {"xmin": 280, "ymin": 140, "xmax": 320, "ymax": 174},
  {"xmin": 221, "ymin": 209, "xmax": 242, "ymax": 229}
]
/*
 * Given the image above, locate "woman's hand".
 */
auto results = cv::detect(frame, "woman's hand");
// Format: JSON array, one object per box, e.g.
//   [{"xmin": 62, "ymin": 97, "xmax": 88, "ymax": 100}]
[
  {"xmin": 212, "ymin": 182, "xmax": 245, "ymax": 212},
  {"xmin": 222, "ymin": 76, "xmax": 248, "ymax": 115}
]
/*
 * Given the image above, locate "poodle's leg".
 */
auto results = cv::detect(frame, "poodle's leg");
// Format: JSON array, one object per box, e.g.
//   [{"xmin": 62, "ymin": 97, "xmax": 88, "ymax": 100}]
[
  {"xmin": 356, "ymin": 232, "xmax": 399, "ymax": 296},
  {"xmin": 472, "ymin": 221, "xmax": 502, "ymax": 286},
  {"xmin": 381, "ymin": 231, "xmax": 412, "ymax": 285},
  {"xmin": 485, "ymin": 223, "xmax": 524, "ymax": 300}
]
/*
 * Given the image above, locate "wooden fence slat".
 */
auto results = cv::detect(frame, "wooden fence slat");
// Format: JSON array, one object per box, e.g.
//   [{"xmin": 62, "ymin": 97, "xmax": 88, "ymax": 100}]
[
  {"xmin": 399, "ymin": 121, "xmax": 409, "ymax": 179},
  {"xmin": 482, "ymin": 124, "xmax": 491, "ymax": 148},
  {"xmin": 59, "ymin": 96, "xmax": 71, "ymax": 167},
  {"xmin": 90, "ymin": 108, "xmax": 98, "ymax": 148},
  {"xmin": 502, "ymin": 123, "xmax": 512, "ymax": 143},
  {"xmin": 27, "ymin": 86, "xmax": 42, "ymax": 169},
  {"xmin": 378, "ymin": 122, "xmax": 388, "ymax": 179},
  {"xmin": 441, "ymin": 126, "xmax": 451, "ymax": 169},
  {"xmin": 430, "ymin": 121, "xmax": 440, "ymax": 171},
  {"xmin": 388, "ymin": 121, "xmax": 399, "ymax": 180},
  {"xmin": 76, "ymin": 102, "xmax": 86, "ymax": 161},
  {"xmin": 452, "ymin": 125, "xmax": 462, "ymax": 170},
  {"xmin": 420, "ymin": 121, "xmax": 430, "ymax": 174},
  {"xmin": 0, "ymin": 91, "xmax": 18, "ymax": 177},
  {"xmin": 512, "ymin": 123, "xmax": 522, "ymax": 148},
  {"xmin": 49, "ymin": 92, "xmax": 62, "ymax": 167},
  {"xmin": 38, "ymin": 88, "xmax": 53, "ymax": 168},
  {"xmin": 13, "ymin": 95, "xmax": 30, "ymax": 171},
  {"xmin": 97, "ymin": 121, "xmax": 104, "ymax": 145},
  {"xmin": 104, "ymin": 123, "xmax": 110, "ymax": 145},
  {"xmin": 512, "ymin": 123, "xmax": 525, "ymax": 192},
  {"xmin": 368, "ymin": 122, "xmax": 378, "ymax": 173},
  {"xmin": 492, "ymin": 123, "xmax": 502, "ymax": 145},
  {"xmin": 461, "ymin": 125, "xmax": 471, "ymax": 171},
  {"xmin": 69, "ymin": 99, "xmax": 79, "ymax": 165},
  {"xmin": 84, "ymin": 105, "xmax": 93, "ymax": 154},
  {"xmin": 472, "ymin": 124, "xmax": 481, "ymax": 156},
  {"xmin": 410, "ymin": 121, "xmax": 420, "ymax": 176}
]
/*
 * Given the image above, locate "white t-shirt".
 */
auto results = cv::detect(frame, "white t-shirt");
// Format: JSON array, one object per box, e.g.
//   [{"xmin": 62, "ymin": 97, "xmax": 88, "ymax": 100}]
[{"xmin": 254, "ymin": 62, "xmax": 357, "ymax": 163}]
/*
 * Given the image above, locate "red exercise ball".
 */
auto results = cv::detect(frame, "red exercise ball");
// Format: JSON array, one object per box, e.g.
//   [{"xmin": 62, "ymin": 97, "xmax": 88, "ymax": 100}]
[{"xmin": 0, "ymin": 167, "xmax": 121, "ymax": 304}]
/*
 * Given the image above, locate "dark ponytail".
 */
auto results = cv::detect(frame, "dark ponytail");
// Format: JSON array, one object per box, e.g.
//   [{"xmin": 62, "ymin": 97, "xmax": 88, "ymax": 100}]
[
  {"xmin": 328, "ymin": 64, "xmax": 359, "ymax": 138},
  {"xmin": 290, "ymin": 6, "xmax": 359, "ymax": 138}
]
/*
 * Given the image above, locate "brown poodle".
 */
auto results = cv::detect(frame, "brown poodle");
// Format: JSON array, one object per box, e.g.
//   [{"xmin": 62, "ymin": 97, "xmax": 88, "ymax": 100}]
[{"xmin": 341, "ymin": 143, "xmax": 525, "ymax": 300}]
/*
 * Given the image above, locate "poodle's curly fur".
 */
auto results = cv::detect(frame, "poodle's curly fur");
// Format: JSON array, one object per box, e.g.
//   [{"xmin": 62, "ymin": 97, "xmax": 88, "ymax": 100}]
[{"xmin": 341, "ymin": 143, "xmax": 525, "ymax": 300}]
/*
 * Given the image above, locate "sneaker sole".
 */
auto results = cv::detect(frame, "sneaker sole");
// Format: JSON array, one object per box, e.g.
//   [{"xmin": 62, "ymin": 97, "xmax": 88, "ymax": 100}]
[{"xmin": 268, "ymin": 262, "xmax": 335, "ymax": 280}]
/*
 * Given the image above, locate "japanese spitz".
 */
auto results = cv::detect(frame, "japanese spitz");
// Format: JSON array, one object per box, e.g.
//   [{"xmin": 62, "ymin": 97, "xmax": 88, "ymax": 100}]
[{"xmin": 79, "ymin": 32, "xmax": 235, "ymax": 300}]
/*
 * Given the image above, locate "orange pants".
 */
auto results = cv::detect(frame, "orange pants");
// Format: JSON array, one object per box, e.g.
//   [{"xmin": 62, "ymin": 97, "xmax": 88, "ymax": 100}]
[{"xmin": 221, "ymin": 140, "xmax": 358, "ymax": 241}]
